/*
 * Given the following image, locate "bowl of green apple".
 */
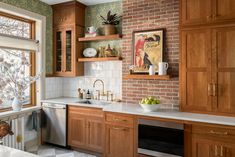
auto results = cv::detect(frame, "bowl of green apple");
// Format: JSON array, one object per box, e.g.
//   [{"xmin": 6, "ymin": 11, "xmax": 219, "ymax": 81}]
[{"xmin": 139, "ymin": 96, "xmax": 161, "ymax": 112}]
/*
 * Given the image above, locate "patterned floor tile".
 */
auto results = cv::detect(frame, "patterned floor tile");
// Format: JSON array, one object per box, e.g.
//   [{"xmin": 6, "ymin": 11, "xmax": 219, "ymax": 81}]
[{"xmin": 37, "ymin": 145, "xmax": 97, "ymax": 157}]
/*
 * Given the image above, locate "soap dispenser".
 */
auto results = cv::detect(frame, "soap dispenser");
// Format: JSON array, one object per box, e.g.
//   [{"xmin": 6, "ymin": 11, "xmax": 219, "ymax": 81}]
[{"xmin": 86, "ymin": 90, "xmax": 92, "ymax": 99}]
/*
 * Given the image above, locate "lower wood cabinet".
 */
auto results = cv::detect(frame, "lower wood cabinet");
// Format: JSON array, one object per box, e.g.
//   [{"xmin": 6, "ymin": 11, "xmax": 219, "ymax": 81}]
[
  {"xmin": 68, "ymin": 106, "xmax": 104, "ymax": 153},
  {"xmin": 190, "ymin": 124, "xmax": 235, "ymax": 157},
  {"xmin": 104, "ymin": 113, "xmax": 135, "ymax": 157}
]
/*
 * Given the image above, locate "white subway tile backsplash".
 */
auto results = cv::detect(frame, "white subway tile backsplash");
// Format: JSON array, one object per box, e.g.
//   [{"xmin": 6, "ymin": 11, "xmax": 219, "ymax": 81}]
[{"xmin": 45, "ymin": 61, "xmax": 122, "ymax": 100}]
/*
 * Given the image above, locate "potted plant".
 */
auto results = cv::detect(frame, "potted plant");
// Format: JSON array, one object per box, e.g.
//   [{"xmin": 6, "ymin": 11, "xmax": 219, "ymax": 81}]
[{"xmin": 100, "ymin": 11, "xmax": 121, "ymax": 35}]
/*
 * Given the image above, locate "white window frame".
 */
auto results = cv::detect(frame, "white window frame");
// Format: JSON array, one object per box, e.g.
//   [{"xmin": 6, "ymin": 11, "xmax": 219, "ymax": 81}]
[{"xmin": 0, "ymin": 2, "xmax": 46, "ymax": 106}]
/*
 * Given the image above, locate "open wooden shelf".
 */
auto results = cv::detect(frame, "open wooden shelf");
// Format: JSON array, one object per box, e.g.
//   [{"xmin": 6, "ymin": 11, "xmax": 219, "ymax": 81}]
[
  {"xmin": 78, "ymin": 57, "xmax": 122, "ymax": 62},
  {"xmin": 123, "ymin": 74, "xmax": 170, "ymax": 80},
  {"xmin": 78, "ymin": 34, "xmax": 122, "ymax": 42}
]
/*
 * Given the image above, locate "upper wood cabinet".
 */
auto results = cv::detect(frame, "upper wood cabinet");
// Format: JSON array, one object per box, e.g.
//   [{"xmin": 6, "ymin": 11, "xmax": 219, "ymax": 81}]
[
  {"xmin": 181, "ymin": 26, "xmax": 235, "ymax": 116},
  {"xmin": 181, "ymin": 29, "xmax": 213, "ymax": 113},
  {"xmin": 52, "ymin": 1, "xmax": 85, "ymax": 77},
  {"xmin": 68, "ymin": 106, "xmax": 104, "ymax": 153},
  {"xmin": 181, "ymin": 0, "xmax": 212, "ymax": 26},
  {"xmin": 53, "ymin": 1, "xmax": 85, "ymax": 27},
  {"xmin": 213, "ymin": 27, "xmax": 235, "ymax": 114},
  {"xmin": 181, "ymin": 0, "xmax": 235, "ymax": 26}
]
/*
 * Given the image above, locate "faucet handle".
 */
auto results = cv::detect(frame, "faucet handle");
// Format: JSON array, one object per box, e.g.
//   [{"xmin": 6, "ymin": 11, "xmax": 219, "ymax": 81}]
[
  {"xmin": 106, "ymin": 91, "xmax": 111, "ymax": 101},
  {"xmin": 96, "ymin": 90, "xmax": 101, "ymax": 100}
]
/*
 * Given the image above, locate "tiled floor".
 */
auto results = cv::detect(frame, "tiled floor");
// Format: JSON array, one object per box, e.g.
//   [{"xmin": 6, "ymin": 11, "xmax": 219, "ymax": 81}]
[{"xmin": 36, "ymin": 145, "xmax": 97, "ymax": 157}]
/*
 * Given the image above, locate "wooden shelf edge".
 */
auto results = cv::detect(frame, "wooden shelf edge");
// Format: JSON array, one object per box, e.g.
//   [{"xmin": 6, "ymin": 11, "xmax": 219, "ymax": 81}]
[
  {"xmin": 78, "ymin": 57, "xmax": 122, "ymax": 62},
  {"xmin": 78, "ymin": 34, "xmax": 122, "ymax": 42},
  {"xmin": 123, "ymin": 74, "xmax": 170, "ymax": 80}
]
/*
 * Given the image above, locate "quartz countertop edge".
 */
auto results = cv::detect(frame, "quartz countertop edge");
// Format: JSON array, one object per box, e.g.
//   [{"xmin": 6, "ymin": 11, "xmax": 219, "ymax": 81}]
[{"xmin": 41, "ymin": 97, "xmax": 235, "ymax": 127}]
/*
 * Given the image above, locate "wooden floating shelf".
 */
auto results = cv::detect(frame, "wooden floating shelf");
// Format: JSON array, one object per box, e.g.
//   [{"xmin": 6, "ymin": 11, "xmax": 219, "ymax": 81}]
[
  {"xmin": 123, "ymin": 74, "xmax": 170, "ymax": 80},
  {"xmin": 78, "ymin": 57, "xmax": 122, "ymax": 62},
  {"xmin": 78, "ymin": 34, "xmax": 122, "ymax": 42}
]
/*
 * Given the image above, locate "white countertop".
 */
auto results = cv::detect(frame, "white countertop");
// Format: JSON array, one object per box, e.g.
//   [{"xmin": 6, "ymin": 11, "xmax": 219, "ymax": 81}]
[
  {"xmin": 0, "ymin": 145, "xmax": 39, "ymax": 157},
  {"xmin": 41, "ymin": 97, "xmax": 235, "ymax": 127}
]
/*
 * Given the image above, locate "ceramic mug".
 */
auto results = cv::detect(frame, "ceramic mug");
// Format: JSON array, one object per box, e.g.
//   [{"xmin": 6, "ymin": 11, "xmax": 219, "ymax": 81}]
[
  {"xmin": 87, "ymin": 26, "xmax": 97, "ymax": 34},
  {"xmin": 158, "ymin": 62, "xmax": 168, "ymax": 75}
]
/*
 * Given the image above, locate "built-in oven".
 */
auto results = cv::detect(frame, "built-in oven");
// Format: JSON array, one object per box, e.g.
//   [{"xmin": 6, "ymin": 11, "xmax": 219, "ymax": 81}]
[{"xmin": 138, "ymin": 119, "xmax": 184, "ymax": 157}]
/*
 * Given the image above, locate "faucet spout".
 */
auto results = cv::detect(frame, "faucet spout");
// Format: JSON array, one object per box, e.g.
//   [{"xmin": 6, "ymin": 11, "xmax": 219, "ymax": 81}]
[{"xmin": 93, "ymin": 79, "xmax": 105, "ymax": 95}]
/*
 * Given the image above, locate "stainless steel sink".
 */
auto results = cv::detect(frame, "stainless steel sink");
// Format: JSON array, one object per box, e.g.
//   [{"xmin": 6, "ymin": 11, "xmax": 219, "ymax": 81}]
[{"xmin": 74, "ymin": 100, "xmax": 110, "ymax": 106}]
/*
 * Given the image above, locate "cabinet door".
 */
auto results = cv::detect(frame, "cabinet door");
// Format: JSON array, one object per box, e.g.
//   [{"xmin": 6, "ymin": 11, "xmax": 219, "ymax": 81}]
[
  {"xmin": 86, "ymin": 118, "xmax": 103, "ymax": 152},
  {"xmin": 213, "ymin": 0, "xmax": 235, "ymax": 23},
  {"xmin": 64, "ymin": 27, "xmax": 74, "ymax": 74},
  {"xmin": 224, "ymin": 143, "xmax": 235, "ymax": 157},
  {"xmin": 54, "ymin": 28, "xmax": 63, "ymax": 74},
  {"xmin": 192, "ymin": 135, "xmax": 213, "ymax": 157},
  {"xmin": 181, "ymin": 29, "xmax": 212, "ymax": 113},
  {"xmin": 105, "ymin": 125, "xmax": 134, "ymax": 157},
  {"xmin": 68, "ymin": 113, "xmax": 86, "ymax": 147},
  {"xmin": 213, "ymin": 27, "xmax": 235, "ymax": 114},
  {"xmin": 181, "ymin": 0, "xmax": 212, "ymax": 26}
]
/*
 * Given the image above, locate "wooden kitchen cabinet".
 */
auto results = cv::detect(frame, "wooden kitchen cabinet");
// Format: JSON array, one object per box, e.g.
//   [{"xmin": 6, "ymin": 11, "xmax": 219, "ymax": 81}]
[
  {"xmin": 181, "ymin": 0, "xmax": 212, "ymax": 26},
  {"xmin": 213, "ymin": 27, "xmax": 235, "ymax": 115},
  {"xmin": 180, "ymin": 29, "xmax": 213, "ymax": 113},
  {"xmin": 52, "ymin": 1, "xmax": 85, "ymax": 77},
  {"xmin": 180, "ymin": 26, "xmax": 235, "ymax": 116},
  {"xmin": 181, "ymin": 0, "xmax": 235, "ymax": 26},
  {"xmin": 86, "ymin": 119, "xmax": 103, "ymax": 152},
  {"xmin": 191, "ymin": 124, "xmax": 235, "ymax": 157},
  {"xmin": 68, "ymin": 112, "xmax": 86, "ymax": 147},
  {"xmin": 104, "ymin": 113, "xmax": 135, "ymax": 157},
  {"xmin": 68, "ymin": 106, "xmax": 104, "ymax": 153}
]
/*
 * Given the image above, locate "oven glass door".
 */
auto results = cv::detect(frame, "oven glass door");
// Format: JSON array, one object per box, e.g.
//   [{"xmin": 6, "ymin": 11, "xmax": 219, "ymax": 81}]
[{"xmin": 138, "ymin": 124, "xmax": 184, "ymax": 157}]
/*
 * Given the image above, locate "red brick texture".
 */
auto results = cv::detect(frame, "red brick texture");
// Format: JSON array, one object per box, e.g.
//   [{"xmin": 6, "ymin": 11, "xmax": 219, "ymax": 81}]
[{"xmin": 122, "ymin": 0, "xmax": 179, "ymax": 105}]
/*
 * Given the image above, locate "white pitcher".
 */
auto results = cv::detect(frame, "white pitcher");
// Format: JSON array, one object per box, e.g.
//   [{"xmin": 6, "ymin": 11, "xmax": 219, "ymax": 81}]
[{"xmin": 158, "ymin": 62, "xmax": 169, "ymax": 75}]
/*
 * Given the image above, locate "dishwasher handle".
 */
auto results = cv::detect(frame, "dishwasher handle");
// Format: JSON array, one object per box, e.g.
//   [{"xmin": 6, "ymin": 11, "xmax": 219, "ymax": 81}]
[{"xmin": 42, "ymin": 103, "xmax": 66, "ymax": 109}]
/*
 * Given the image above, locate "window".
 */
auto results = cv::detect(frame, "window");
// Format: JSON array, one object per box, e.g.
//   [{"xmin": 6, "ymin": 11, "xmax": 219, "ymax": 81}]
[{"xmin": 0, "ymin": 12, "xmax": 36, "ymax": 110}]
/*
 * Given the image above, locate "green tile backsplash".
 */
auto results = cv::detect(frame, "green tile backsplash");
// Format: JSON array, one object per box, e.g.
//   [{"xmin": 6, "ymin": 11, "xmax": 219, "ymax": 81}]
[{"xmin": 0, "ymin": 0, "xmax": 53, "ymax": 74}]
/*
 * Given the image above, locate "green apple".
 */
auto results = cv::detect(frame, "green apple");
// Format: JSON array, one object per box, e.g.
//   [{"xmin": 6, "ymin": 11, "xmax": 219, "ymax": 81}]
[{"xmin": 140, "ymin": 96, "xmax": 160, "ymax": 105}]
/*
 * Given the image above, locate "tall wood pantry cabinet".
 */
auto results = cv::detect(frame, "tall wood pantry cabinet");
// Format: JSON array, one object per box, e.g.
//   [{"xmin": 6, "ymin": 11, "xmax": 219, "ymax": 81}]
[
  {"xmin": 180, "ymin": 0, "xmax": 235, "ymax": 116},
  {"xmin": 52, "ymin": 1, "xmax": 85, "ymax": 77}
]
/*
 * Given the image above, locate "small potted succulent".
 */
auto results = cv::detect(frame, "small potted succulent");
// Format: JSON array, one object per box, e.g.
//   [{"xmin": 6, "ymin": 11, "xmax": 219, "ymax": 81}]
[{"xmin": 100, "ymin": 11, "xmax": 121, "ymax": 35}]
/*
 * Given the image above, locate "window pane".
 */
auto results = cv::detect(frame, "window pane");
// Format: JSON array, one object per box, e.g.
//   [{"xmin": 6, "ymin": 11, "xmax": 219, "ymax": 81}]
[
  {"xmin": 0, "ymin": 15, "xmax": 30, "ymax": 38},
  {"xmin": 0, "ymin": 48, "xmax": 31, "ymax": 109}
]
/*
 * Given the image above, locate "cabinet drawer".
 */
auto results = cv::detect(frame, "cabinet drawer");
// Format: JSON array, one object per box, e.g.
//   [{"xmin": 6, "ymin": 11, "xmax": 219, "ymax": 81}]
[
  {"xmin": 105, "ymin": 113, "xmax": 134, "ymax": 127},
  {"xmin": 192, "ymin": 124, "xmax": 235, "ymax": 139},
  {"xmin": 68, "ymin": 106, "xmax": 103, "ymax": 118}
]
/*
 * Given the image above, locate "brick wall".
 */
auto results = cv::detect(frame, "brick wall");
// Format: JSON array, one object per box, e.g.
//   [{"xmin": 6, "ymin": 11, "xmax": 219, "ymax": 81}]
[{"xmin": 122, "ymin": 0, "xmax": 179, "ymax": 105}]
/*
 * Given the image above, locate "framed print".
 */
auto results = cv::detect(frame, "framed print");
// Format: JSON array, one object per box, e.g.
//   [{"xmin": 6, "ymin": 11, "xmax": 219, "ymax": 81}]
[{"xmin": 132, "ymin": 29, "xmax": 164, "ymax": 74}]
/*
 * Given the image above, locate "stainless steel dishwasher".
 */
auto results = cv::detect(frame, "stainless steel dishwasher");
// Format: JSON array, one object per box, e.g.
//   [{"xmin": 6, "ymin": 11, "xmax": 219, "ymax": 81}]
[{"xmin": 42, "ymin": 103, "xmax": 67, "ymax": 147}]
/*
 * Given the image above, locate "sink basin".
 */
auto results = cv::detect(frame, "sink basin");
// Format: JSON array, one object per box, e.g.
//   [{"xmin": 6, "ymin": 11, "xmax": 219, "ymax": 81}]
[{"xmin": 74, "ymin": 100, "xmax": 110, "ymax": 106}]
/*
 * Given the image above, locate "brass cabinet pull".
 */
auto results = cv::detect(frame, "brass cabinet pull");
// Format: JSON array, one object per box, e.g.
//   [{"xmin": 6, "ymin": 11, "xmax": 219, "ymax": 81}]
[
  {"xmin": 207, "ymin": 15, "xmax": 212, "ymax": 20},
  {"xmin": 212, "ymin": 84, "xmax": 217, "ymax": 96},
  {"xmin": 215, "ymin": 145, "xmax": 218, "ymax": 156},
  {"xmin": 112, "ymin": 127, "xmax": 127, "ymax": 131},
  {"xmin": 113, "ymin": 118, "xmax": 127, "ymax": 122},
  {"xmin": 209, "ymin": 130, "xmax": 228, "ymax": 135},
  {"xmin": 208, "ymin": 83, "xmax": 213, "ymax": 96},
  {"xmin": 220, "ymin": 146, "xmax": 223, "ymax": 157}
]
